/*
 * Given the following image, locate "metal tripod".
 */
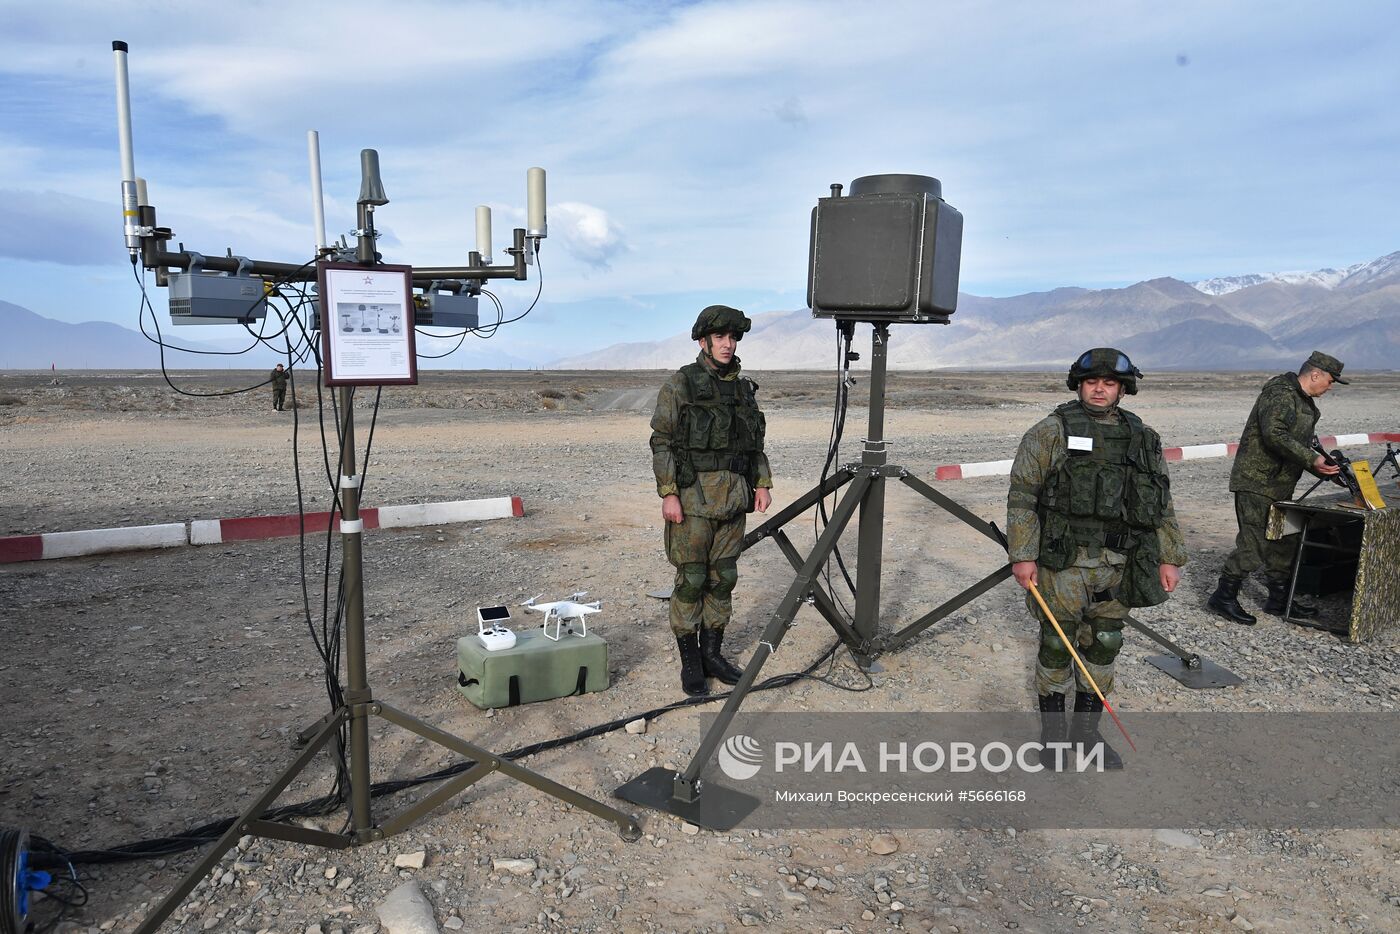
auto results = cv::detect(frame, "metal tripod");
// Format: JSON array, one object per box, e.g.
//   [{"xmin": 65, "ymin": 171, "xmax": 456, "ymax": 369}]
[
  {"xmin": 615, "ymin": 322, "xmax": 1013, "ymax": 830},
  {"xmin": 136, "ymin": 385, "xmax": 640, "ymax": 933}
]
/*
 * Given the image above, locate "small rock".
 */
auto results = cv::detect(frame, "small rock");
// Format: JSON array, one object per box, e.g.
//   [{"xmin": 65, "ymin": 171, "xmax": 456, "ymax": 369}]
[
  {"xmin": 325, "ymin": 867, "xmax": 338, "ymax": 880},
  {"xmin": 680, "ymin": 822, "xmax": 700, "ymax": 835},
  {"xmin": 1230, "ymin": 916, "xmax": 1254, "ymax": 931},
  {"xmin": 492, "ymin": 857, "xmax": 538, "ymax": 875},
  {"xmin": 739, "ymin": 914, "xmax": 761, "ymax": 927},
  {"xmin": 625, "ymin": 718, "xmax": 648, "ymax": 735},
  {"xmin": 393, "ymin": 851, "xmax": 426, "ymax": 870},
  {"xmin": 869, "ymin": 833, "xmax": 900, "ymax": 856},
  {"xmin": 1152, "ymin": 829, "xmax": 1203, "ymax": 850},
  {"xmin": 862, "ymin": 910, "xmax": 877, "ymax": 921},
  {"xmin": 442, "ymin": 919, "xmax": 464, "ymax": 931},
  {"xmin": 375, "ymin": 882, "xmax": 438, "ymax": 934}
]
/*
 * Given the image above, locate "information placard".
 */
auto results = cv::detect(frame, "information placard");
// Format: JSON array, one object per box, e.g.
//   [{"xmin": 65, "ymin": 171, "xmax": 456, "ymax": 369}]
[{"xmin": 318, "ymin": 263, "xmax": 418, "ymax": 385}]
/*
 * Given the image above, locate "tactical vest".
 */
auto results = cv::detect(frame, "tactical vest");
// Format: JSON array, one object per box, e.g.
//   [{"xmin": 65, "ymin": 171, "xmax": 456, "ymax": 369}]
[
  {"xmin": 673, "ymin": 361, "xmax": 766, "ymax": 486},
  {"xmin": 1037, "ymin": 402, "xmax": 1171, "ymax": 606}
]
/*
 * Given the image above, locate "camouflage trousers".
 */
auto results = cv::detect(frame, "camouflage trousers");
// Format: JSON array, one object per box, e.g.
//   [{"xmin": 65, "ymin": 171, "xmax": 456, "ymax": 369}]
[
  {"xmin": 665, "ymin": 511, "xmax": 745, "ymax": 636},
  {"xmin": 1026, "ymin": 559, "xmax": 1128, "ymax": 697},
  {"xmin": 273, "ymin": 386, "xmax": 287, "ymax": 410},
  {"xmin": 1222, "ymin": 491, "xmax": 1295, "ymax": 582}
]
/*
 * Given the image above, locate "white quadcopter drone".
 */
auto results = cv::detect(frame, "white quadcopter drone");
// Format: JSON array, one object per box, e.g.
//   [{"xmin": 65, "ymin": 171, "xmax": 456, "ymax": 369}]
[{"xmin": 522, "ymin": 591, "xmax": 601, "ymax": 641}]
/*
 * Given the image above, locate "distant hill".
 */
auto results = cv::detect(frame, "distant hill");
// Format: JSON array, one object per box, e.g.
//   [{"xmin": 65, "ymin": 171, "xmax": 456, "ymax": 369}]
[
  {"xmin": 552, "ymin": 251, "xmax": 1400, "ymax": 371},
  {"xmin": 0, "ymin": 300, "xmax": 231, "ymax": 369},
  {"xmin": 0, "ymin": 301, "xmax": 537, "ymax": 371}
]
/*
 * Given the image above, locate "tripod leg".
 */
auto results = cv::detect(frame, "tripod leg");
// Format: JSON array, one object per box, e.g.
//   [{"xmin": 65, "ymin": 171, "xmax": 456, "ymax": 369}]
[
  {"xmin": 374, "ymin": 703, "xmax": 642, "ymax": 840},
  {"xmin": 899, "ymin": 472, "xmax": 1008, "ymax": 545},
  {"xmin": 134, "ymin": 709, "xmax": 351, "ymax": 934},
  {"xmin": 885, "ymin": 563, "xmax": 1015, "ymax": 649},
  {"xmin": 770, "ymin": 529, "xmax": 862, "ymax": 647},
  {"xmin": 742, "ymin": 468, "xmax": 855, "ymax": 551}
]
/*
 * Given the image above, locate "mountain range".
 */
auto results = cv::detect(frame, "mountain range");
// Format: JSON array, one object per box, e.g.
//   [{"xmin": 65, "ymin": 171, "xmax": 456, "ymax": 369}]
[
  {"xmin": 0, "ymin": 300, "xmax": 535, "ymax": 371},
  {"xmin": 5, "ymin": 251, "xmax": 1399, "ymax": 370},
  {"xmin": 554, "ymin": 251, "xmax": 1400, "ymax": 371}
]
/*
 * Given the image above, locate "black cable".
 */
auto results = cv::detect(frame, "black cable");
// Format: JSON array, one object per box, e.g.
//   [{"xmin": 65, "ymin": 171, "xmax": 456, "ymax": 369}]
[
  {"xmin": 416, "ymin": 328, "xmax": 469, "ymax": 359},
  {"xmin": 815, "ymin": 325, "xmax": 858, "ymax": 608}
]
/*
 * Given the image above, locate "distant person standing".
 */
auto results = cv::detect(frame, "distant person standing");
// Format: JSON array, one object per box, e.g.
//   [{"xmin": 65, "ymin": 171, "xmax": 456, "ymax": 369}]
[
  {"xmin": 270, "ymin": 363, "xmax": 289, "ymax": 411},
  {"xmin": 1207, "ymin": 352, "xmax": 1346, "ymax": 625},
  {"xmin": 650, "ymin": 305, "xmax": 773, "ymax": 697}
]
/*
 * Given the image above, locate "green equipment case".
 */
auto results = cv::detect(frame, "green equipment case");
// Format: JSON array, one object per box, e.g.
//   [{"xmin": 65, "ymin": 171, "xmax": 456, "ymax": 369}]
[{"xmin": 456, "ymin": 627, "xmax": 609, "ymax": 709}]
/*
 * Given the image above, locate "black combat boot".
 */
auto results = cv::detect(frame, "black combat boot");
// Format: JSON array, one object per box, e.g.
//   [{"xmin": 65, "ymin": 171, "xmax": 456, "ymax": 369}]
[
  {"xmin": 699, "ymin": 628, "xmax": 745, "ymax": 685},
  {"xmin": 1207, "ymin": 574, "xmax": 1256, "ymax": 625},
  {"xmin": 676, "ymin": 633, "xmax": 709, "ymax": 697},
  {"xmin": 1263, "ymin": 578, "xmax": 1318, "ymax": 618},
  {"xmin": 1070, "ymin": 691, "xmax": 1124, "ymax": 770},
  {"xmin": 1036, "ymin": 692, "xmax": 1068, "ymax": 771}
]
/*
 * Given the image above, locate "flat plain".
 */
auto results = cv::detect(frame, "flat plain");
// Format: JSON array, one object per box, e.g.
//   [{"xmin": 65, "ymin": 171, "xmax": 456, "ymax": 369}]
[{"xmin": 2, "ymin": 367, "xmax": 1398, "ymax": 933}]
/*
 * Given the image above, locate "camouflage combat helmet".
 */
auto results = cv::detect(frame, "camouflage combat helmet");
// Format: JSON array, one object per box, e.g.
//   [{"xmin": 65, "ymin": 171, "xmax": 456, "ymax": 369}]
[
  {"xmin": 1066, "ymin": 348, "xmax": 1143, "ymax": 395},
  {"xmin": 691, "ymin": 304, "xmax": 752, "ymax": 341}
]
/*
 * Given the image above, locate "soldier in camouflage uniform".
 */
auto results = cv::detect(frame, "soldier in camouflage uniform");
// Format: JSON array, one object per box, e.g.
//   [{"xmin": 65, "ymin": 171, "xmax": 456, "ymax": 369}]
[
  {"xmin": 650, "ymin": 305, "xmax": 773, "ymax": 696},
  {"xmin": 270, "ymin": 364, "xmax": 289, "ymax": 411},
  {"xmin": 1007, "ymin": 349, "xmax": 1187, "ymax": 769},
  {"xmin": 1207, "ymin": 351, "xmax": 1346, "ymax": 625}
]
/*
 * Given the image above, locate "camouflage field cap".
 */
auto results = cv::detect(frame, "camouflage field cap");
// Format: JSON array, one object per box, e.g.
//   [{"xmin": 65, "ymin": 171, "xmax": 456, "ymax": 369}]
[
  {"xmin": 691, "ymin": 304, "xmax": 752, "ymax": 341},
  {"xmin": 1305, "ymin": 350, "xmax": 1349, "ymax": 384},
  {"xmin": 1066, "ymin": 347, "xmax": 1143, "ymax": 395}
]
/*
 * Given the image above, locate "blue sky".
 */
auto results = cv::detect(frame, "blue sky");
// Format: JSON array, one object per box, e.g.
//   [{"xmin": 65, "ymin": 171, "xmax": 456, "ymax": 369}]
[{"xmin": 2, "ymin": 0, "xmax": 1397, "ymax": 366}]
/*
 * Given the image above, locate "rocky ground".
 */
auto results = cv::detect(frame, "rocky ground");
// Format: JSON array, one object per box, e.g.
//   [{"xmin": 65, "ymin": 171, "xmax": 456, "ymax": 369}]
[{"xmin": 2, "ymin": 367, "xmax": 1399, "ymax": 933}]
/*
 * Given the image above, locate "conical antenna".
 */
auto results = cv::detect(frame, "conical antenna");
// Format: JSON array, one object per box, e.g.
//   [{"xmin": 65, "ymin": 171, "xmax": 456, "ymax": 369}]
[{"xmin": 358, "ymin": 149, "xmax": 388, "ymax": 206}]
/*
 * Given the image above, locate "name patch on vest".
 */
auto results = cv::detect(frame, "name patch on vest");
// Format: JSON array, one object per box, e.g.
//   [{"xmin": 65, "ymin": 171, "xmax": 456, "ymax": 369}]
[{"xmin": 1067, "ymin": 435, "xmax": 1094, "ymax": 452}]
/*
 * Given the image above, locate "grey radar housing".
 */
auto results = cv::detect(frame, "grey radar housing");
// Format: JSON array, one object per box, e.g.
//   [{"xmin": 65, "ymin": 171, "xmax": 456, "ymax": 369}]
[{"xmin": 807, "ymin": 174, "xmax": 963, "ymax": 323}]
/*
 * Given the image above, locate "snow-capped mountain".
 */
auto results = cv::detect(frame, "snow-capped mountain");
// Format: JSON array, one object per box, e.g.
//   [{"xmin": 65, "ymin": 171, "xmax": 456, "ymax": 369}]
[
  {"xmin": 1192, "ymin": 251, "xmax": 1400, "ymax": 296},
  {"xmin": 556, "ymin": 251, "xmax": 1400, "ymax": 371}
]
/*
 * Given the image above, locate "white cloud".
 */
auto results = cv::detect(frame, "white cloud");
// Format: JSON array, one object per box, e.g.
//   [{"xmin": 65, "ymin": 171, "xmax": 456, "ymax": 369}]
[{"xmin": 550, "ymin": 202, "xmax": 627, "ymax": 268}]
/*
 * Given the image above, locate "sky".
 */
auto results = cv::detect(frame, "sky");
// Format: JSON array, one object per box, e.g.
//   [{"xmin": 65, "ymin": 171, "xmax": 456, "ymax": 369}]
[{"xmin": 1, "ymin": 0, "xmax": 1397, "ymax": 366}]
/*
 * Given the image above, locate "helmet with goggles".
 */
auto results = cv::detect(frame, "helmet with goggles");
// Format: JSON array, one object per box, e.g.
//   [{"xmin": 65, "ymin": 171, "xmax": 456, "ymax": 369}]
[{"xmin": 1066, "ymin": 348, "xmax": 1142, "ymax": 395}]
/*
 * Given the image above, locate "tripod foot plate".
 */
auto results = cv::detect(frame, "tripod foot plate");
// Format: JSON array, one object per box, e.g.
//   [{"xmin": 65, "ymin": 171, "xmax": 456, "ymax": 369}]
[
  {"xmin": 614, "ymin": 768, "xmax": 759, "ymax": 832},
  {"xmin": 1145, "ymin": 654, "xmax": 1244, "ymax": 689}
]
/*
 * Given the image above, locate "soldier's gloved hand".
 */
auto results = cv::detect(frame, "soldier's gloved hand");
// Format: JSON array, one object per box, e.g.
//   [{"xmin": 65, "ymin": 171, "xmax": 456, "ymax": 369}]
[
  {"xmin": 1159, "ymin": 564, "xmax": 1182, "ymax": 593},
  {"xmin": 754, "ymin": 487, "xmax": 772, "ymax": 513},
  {"xmin": 1011, "ymin": 561, "xmax": 1039, "ymax": 590},
  {"xmin": 1312, "ymin": 455, "xmax": 1341, "ymax": 476},
  {"xmin": 662, "ymin": 494, "xmax": 684, "ymax": 524}
]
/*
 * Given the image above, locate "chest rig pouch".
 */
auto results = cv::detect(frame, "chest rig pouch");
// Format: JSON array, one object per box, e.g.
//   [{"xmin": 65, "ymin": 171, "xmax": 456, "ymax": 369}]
[
  {"xmin": 1037, "ymin": 402, "xmax": 1171, "ymax": 606},
  {"xmin": 672, "ymin": 362, "xmax": 766, "ymax": 501}
]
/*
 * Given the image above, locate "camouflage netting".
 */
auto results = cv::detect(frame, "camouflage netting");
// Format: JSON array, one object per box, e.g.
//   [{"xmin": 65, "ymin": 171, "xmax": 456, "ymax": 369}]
[{"xmin": 1268, "ymin": 499, "xmax": 1400, "ymax": 642}]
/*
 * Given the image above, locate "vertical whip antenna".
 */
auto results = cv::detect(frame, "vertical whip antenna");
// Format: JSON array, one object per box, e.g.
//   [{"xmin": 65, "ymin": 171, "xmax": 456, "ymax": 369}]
[
  {"xmin": 112, "ymin": 41, "xmax": 141, "ymax": 257},
  {"xmin": 307, "ymin": 130, "xmax": 328, "ymax": 252}
]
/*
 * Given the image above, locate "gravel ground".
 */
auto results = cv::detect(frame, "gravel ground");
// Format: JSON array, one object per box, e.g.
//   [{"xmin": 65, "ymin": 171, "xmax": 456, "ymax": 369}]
[{"xmin": 2, "ymin": 367, "xmax": 1399, "ymax": 933}]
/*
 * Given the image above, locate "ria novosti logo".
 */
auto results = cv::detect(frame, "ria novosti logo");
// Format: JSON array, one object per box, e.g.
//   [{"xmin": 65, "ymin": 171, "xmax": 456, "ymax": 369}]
[
  {"xmin": 717, "ymin": 734, "xmax": 764, "ymax": 780},
  {"xmin": 714, "ymin": 734, "xmax": 1109, "ymax": 779}
]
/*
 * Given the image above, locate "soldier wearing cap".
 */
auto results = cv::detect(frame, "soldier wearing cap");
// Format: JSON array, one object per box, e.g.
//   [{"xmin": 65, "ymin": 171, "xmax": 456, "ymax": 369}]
[
  {"xmin": 650, "ymin": 305, "xmax": 773, "ymax": 696},
  {"xmin": 1207, "ymin": 351, "xmax": 1347, "ymax": 625},
  {"xmin": 1007, "ymin": 348, "xmax": 1187, "ymax": 769}
]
